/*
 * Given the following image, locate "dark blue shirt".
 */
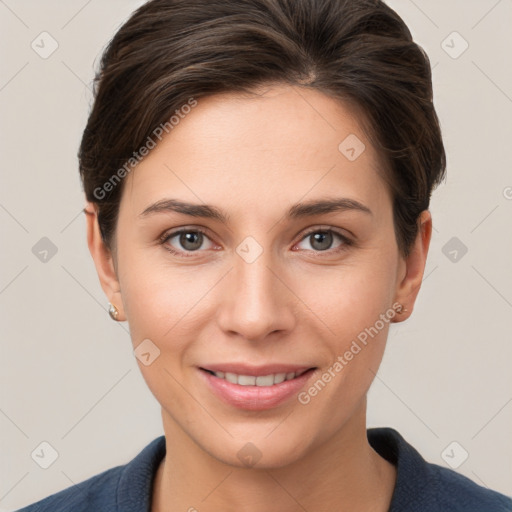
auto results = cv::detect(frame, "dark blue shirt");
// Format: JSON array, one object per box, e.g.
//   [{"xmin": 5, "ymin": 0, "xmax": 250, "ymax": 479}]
[{"xmin": 15, "ymin": 427, "xmax": 512, "ymax": 511}]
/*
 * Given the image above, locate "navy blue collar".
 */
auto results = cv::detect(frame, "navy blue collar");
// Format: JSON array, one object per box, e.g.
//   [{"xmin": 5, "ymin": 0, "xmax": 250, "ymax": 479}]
[
  {"xmin": 115, "ymin": 428, "xmax": 408, "ymax": 510},
  {"xmin": 117, "ymin": 435, "xmax": 166, "ymax": 511},
  {"xmin": 115, "ymin": 427, "xmax": 512, "ymax": 512}
]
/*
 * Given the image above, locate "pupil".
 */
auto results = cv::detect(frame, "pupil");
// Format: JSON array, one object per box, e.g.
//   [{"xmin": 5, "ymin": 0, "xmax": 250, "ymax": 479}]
[
  {"xmin": 180, "ymin": 232, "xmax": 202, "ymax": 251},
  {"xmin": 311, "ymin": 232, "xmax": 332, "ymax": 251}
]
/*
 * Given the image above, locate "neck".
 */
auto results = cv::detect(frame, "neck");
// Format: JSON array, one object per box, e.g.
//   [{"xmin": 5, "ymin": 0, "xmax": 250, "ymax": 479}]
[{"xmin": 152, "ymin": 402, "xmax": 396, "ymax": 512}]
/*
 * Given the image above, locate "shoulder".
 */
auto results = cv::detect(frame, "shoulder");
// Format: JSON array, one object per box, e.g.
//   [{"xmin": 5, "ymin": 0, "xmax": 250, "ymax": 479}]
[
  {"xmin": 429, "ymin": 462, "xmax": 512, "ymax": 511},
  {"xmin": 14, "ymin": 465, "xmax": 123, "ymax": 512},
  {"xmin": 14, "ymin": 436, "xmax": 166, "ymax": 512},
  {"xmin": 367, "ymin": 427, "xmax": 512, "ymax": 512}
]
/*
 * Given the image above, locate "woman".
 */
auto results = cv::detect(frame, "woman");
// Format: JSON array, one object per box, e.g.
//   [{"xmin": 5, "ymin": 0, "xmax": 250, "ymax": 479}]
[{"xmin": 16, "ymin": 0, "xmax": 512, "ymax": 510}]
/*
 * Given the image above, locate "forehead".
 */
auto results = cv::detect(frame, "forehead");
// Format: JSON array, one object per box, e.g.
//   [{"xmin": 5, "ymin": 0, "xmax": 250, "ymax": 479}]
[{"xmin": 121, "ymin": 84, "xmax": 391, "ymax": 221}]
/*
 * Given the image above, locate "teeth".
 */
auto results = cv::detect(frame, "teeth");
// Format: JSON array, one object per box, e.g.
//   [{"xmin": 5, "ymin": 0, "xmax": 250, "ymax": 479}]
[
  {"xmin": 238, "ymin": 375, "xmax": 256, "ymax": 386},
  {"xmin": 273, "ymin": 373, "xmax": 286, "ymax": 384},
  {"xmin": 225, "ymin": 372, "xmax": 238, "ymax": 384},
  {"xmin": 256, "ymin": 375, "xmax": 274, "ymax": 386},
  {"xmin": 212, "ymin": 371, "xmax": 299, "ymax": 386}
]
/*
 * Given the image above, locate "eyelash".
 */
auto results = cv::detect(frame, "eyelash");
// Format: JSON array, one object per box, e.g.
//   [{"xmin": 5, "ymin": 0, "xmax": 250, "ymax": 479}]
[{"xmin": 159, "ymin": 226, "xmax": 353, "ymax": 258}]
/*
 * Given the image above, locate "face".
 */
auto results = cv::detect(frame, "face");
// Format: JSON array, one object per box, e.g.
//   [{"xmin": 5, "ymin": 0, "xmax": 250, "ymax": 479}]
[{"xmin": 89, "ymin": 84, "xmax": 429, "ymax": 468}]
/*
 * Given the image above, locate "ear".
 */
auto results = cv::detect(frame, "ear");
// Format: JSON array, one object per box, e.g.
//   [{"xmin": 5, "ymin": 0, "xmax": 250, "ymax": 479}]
[
  {"xmin": 84, "ymin": 202, "xmax": 126, "ymax": 321},
  {"xmin": 392, "ymin": 210, "xmax": 432, "ymax": 322}
]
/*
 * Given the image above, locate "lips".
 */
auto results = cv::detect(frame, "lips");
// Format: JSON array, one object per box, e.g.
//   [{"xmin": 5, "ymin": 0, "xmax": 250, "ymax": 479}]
[{"xmin": 198, "ymin": 364, "xmax": 317, "ymax": 410}]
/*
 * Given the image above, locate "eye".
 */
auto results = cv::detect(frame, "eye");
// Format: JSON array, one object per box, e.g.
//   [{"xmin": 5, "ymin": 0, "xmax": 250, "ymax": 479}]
[
  {"xmin": 159, "ymin": 226, "xmax": 353, "ymax": 258},
  {"xmin": 160, "ymin": 228, "xmax": 216, "ymax": 256},
  {"xmin": 294, "ymin": 228, "xmax": 352, "ymax": 254}
]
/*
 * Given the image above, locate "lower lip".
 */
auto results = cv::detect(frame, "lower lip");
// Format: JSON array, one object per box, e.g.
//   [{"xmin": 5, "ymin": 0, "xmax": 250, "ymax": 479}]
[{"xmin": 199, "ymin": 368, "xmax": 316, "ymax": 411}]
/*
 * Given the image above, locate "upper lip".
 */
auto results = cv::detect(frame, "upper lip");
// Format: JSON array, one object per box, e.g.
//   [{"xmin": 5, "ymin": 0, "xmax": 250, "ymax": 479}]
[{"xmin": 200, "ymin": 363, "xmax": 315, "ymax": 376}]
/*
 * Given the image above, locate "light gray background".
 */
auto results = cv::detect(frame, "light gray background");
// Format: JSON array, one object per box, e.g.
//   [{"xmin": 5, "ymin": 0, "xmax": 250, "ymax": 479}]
[{"xmin": 1, "ymin": 0, "xmax": 511, "ymax": 509}]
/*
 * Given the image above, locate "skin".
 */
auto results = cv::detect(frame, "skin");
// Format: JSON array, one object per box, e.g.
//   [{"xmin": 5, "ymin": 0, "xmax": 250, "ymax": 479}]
[{"xmin": 86, "ymin": 84, "xmax": 432, "ymax": 512}]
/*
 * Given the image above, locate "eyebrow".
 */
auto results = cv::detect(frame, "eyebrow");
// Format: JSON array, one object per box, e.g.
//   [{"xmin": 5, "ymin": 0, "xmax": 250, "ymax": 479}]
[{"xmin": 138, "ymin": 197, "xmax": 372, "ymax": 222}]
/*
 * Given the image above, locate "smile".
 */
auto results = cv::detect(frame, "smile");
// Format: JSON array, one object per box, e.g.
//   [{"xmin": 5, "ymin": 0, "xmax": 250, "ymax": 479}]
[
  {"xmin": 199, "ymin": 366, "xmax": 317, "ymax": 410},
  {"xmin": 202, "ymin": 369, "xmax": 310, "ymax": 387}
]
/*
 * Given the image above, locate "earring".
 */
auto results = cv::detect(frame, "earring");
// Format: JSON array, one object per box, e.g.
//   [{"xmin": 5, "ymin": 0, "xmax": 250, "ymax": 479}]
[
  {"xmin": 397, "ymin": 304, "xmax": 408, "ymax": 314},
  {"xmin": 108, "ymin": 303, "xmax": 120, "ymax": 321}
]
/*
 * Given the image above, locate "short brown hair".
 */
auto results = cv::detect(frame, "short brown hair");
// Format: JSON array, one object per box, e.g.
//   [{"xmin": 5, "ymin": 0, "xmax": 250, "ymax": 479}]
[{"xmin": 79, "ymin": 0, "xmax": 446, "ymax": 258}]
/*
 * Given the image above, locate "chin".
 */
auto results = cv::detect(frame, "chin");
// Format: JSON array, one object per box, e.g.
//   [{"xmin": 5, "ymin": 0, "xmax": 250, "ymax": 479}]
[{"xmin": 202, "ymin": 427, "xmax": 316, "ymax": 469}]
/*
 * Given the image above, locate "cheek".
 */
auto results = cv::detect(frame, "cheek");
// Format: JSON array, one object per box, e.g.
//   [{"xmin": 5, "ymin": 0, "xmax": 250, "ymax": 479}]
[
  {"xmin": 117, "ymin": 243, "xmax": 219, "ymax": 352},
  {"xmin": 292, "ymin": 246, "xmax": 398, "ymax": 344},
  {"xmin": 290, "ymin": 244, "xmax": 398, "ymax": 405}
]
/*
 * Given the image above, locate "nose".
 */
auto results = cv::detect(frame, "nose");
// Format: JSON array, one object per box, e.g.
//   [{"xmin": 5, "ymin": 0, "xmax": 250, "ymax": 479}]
[{"xmin": 216, "ymin": 248, "xmax": 296, "ymax": 343}]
